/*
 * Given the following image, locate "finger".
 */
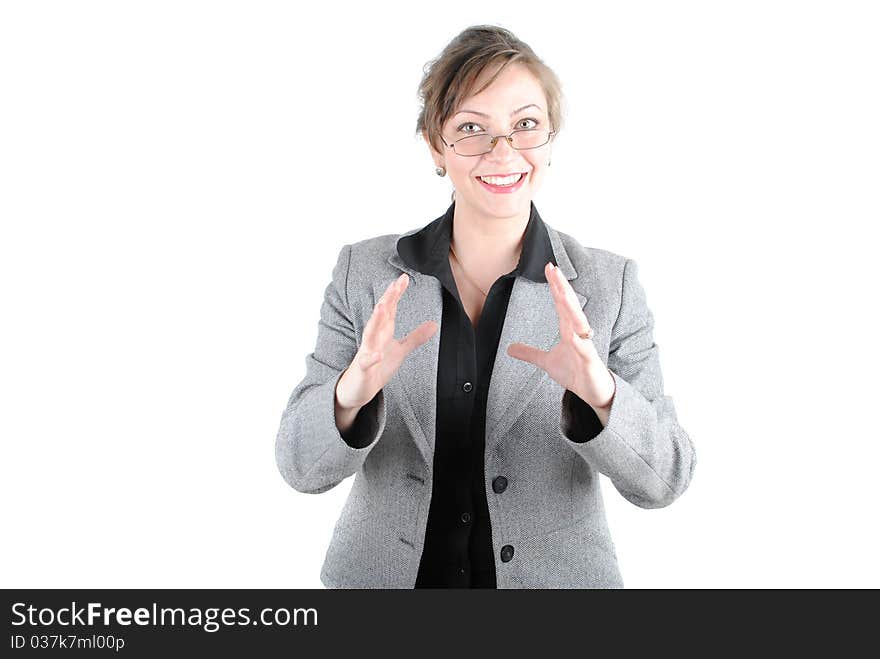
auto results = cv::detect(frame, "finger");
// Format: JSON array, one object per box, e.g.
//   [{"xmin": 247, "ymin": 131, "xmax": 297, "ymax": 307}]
[
  {"xmin": 544, "ymin": 262, "xmax": 576, "ymax": 336},
  {"xmin": 506, "ymin": 341, "xmax": 548, "ymax": 370},
  {"xmin": 546, "ymin": 262, "xmax": 591, "ymax": 338},
  {"xmin": 362, "ymin": 297, "xmax": 392, "ymax": 355},
  {"xmin": 360, "ymin": 274, "xmax": 412, "ymax": 364},
  {"xmin": 355, "ymin": 347, "xmax": 383, "ymax": 370},
  {"xmin": 382, "ymin": 273, "xmax": 409, "ymax": 314},
  {"xmin": 397, "ymin": 319, "xmax": 438, "ymax": 357},
  {"xmin": 379, "ymin": 273, "xmax": 409, "ymax": 309},
  {"xmin": 549, "ymin": 263, "xmax": 584, "ymax": 325},
  {"xmin": 375, "ymin": 274, "xmax": 410, "ymax": 342}
]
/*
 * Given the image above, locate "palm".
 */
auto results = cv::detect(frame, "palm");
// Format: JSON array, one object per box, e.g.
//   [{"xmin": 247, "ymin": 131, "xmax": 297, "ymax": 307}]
[
  {"xmin": 506, "ymin": 262, "xmax": 613, "ymax": 408},
  {"xmin": 363, "ymin": 291, "xmax": 430, "ymax": 385},
  {"xmin": 341, "ymin": 273, "xmax": 438, "ymax": 409},
  {"xmin": 531, "ymin": 336, "xmax": 593, "ymax": 393}
]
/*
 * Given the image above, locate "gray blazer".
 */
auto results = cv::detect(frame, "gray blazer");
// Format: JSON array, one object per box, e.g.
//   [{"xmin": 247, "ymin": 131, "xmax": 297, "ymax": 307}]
[{"xmin": 275, "ymin": 220, "xmax": 697, "ymax": 588}]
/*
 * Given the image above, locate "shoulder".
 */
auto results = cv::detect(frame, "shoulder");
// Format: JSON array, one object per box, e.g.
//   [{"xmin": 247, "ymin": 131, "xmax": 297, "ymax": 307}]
[
  {"xmin": 348, "ymin": 232, "xmax": 402, "ymax": 256},
  {"xmin": 547, "ymin": 224, "xmax": 631, "ymax": 290},
  {"xmin": 332, "ymin": 232, "xmax": 405, "ymax": 284}
]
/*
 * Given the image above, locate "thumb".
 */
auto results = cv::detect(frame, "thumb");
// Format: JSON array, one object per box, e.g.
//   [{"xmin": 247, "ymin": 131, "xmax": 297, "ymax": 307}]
[
  {"xmin": 355, "ymin": 348, "xmax": 383, "ymax": 370},
  {"xmin": 507, "ymin": 342, "xmax": 547, "ymax": 369},
  {"xmin": 399, "ymin": 320, "xmax": 439, "ymax": 357}
]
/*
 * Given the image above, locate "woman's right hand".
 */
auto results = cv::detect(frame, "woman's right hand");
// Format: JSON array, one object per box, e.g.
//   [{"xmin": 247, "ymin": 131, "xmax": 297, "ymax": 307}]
[{"xmin": 335, "ymin": 272, "xmax": 438, "ymax": 411}]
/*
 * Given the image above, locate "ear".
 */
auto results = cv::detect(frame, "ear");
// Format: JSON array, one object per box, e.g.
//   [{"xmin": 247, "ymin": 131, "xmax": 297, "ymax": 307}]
[
  {"xmin": 423, "ymin": 130, "xmax": 443, "ymax": 154},
  {"xmin": 422, "ymin": 130, "xmax": 444, "ymax": 166}
]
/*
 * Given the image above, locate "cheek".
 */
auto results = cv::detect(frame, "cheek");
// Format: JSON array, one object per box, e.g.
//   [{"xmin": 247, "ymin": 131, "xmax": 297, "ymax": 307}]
[
  {"xmin": 527, "ymin": 164, "xmax": 545, "ymax": 182},
  {"xmin": 452, "ymin": 167, "xmax": 477, "ymax": 185}
]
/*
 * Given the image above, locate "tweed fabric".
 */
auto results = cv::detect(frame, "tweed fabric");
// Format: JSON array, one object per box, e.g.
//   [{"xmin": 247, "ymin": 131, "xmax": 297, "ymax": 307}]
[{"xmin": 275, "ymin": 214, "xmax": 697, "ymax": 588}]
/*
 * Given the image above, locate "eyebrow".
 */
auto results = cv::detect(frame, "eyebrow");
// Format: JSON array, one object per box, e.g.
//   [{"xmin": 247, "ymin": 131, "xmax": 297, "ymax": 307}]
[{"xmin": 453, "ymin": 103, "xmax": 542, "ymax": 118}]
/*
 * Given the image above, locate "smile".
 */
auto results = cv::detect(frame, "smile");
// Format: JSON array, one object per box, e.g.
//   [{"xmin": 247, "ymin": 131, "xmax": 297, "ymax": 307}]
[{"xmin": 476, "ymin": 172, "xmax": 527, "ymax": 193}]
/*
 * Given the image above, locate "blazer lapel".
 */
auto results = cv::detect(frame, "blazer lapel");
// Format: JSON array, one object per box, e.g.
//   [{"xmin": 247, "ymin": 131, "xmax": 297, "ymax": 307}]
[
  {"xmin": 484, "ymin": 226, "xmax": 588, "ymax": 456},
  {"xmin": 377, "ymin": 250, "xmax": 442, "ymax": 469},
  {"xmin": 381, "ymin": 225, "xmax": 588, "ymax": 469}
]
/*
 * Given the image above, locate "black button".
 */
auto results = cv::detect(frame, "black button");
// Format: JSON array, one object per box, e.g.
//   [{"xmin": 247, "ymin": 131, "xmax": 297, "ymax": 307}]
[
  {"xmin": 492, "ymin": 476, "xmax": 508, "ymax": 493},
  {"xmin": 459, "ymin": 567, "xmax": 466, "ymax": 575},
  {"xmin": 461, "ymin": 512, "xmax": 471, "ymax": 523},
  {"xmin": 500, "ymin": 545, "xmax": 514, "ymax": 562},
  {"xmin": 463, "ymin": 381, "xmax": 473, "ymax": 393}
]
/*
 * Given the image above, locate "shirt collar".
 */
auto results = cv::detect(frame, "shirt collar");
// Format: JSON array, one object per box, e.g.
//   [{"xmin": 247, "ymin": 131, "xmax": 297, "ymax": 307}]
[{"xmin": 396, "ymin": 200, "xmax": 556, "ymax": 284}]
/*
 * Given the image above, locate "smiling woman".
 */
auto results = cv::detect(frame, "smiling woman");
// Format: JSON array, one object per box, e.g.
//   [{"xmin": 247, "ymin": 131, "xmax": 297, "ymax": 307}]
[
  {"xmin": 416, "ymin": 28, "xmax": 564, "ymax": 209},
  {"xmin": 275, "ymin": 24, "xmax": 696, "ymax": 590}
]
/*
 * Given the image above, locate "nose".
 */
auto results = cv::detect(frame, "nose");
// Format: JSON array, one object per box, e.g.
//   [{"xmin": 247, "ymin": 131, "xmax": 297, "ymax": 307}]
[
  {"xmin": 483, "ymin": 136, "xmax": 522, "ymax": 167},
  {"xmin": 488, "ymin": 134, "xmax": 517, "ymax": 155}
]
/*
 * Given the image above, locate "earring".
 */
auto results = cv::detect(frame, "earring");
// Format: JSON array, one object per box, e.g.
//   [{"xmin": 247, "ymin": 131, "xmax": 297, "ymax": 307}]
[
  {"xmin": 435, "ymin": 166, "xmax": 446, "ymax": 177},
  {"xmin": 548, "ymin": 159, "xmax": 552, "ymax": 166}
]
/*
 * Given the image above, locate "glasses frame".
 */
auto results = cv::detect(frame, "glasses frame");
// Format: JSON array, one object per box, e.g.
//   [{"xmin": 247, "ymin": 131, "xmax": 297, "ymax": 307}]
[{"xmin": 439, "ymin": 128, "xmax": 556, "ymax": 157}]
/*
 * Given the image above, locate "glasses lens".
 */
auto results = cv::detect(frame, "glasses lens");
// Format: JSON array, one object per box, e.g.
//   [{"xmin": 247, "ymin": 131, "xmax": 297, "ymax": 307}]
[
  {"xmin": 454, "ymin": 134, "xmax": 493, "ymax": 156},
  {"xmin": 510, "ymin": 129, "xmax": 550, "ymax": 150},
  {"xmin": 453, "ymin": 130, "xmax": 551, "ymax": 155}
]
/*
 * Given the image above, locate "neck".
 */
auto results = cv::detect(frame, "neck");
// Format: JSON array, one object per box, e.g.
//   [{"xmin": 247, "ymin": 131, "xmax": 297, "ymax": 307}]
[{"xmin": 450, "ymin": 200, "xmax": 530, "ymax": 274}]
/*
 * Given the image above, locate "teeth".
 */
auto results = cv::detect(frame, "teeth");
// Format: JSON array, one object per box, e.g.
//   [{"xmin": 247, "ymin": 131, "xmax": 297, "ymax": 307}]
[{"xmin": 480, "ymin": 173, "xmax": 523, "ymax": 186}]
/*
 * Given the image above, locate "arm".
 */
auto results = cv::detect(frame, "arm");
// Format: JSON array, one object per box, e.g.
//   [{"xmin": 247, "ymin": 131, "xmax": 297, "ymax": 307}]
[
  {"xmin": 561, "ymin": 258, "xmax": 696, "ymax": 508},
  {"xmin": 275, "ymin": 244, "xmax": 387, "ymax": 494}
]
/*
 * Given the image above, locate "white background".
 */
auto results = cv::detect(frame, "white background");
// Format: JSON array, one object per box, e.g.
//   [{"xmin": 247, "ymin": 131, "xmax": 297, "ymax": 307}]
[{"xmin": 2, "ymin": 1, "xmax": 878, "ymax": 588}]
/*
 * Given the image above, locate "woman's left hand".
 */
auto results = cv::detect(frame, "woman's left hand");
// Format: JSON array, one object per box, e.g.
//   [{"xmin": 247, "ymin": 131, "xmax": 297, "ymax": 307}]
[{"xmin": 507, "ymin": 262, "xmax": 616, "ymax": 411}]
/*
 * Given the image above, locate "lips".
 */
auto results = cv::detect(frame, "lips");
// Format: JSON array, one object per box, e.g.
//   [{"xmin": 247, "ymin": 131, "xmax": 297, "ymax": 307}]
[{"xmin": 476, "ymin": 171, "xmax": 528, "ymax": 193}]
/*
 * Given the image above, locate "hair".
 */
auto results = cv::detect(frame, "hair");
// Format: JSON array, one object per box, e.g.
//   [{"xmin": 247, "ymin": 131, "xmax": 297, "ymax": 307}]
[{"xmin": 415, "ymin": 25, "xmax": 565, "ymax": 201}]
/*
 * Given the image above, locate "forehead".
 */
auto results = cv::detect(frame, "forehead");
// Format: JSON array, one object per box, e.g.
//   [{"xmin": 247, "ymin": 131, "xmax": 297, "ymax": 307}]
[{"xmin": 457, "ymin": 62, "xmax": 546, "ymax": 115}]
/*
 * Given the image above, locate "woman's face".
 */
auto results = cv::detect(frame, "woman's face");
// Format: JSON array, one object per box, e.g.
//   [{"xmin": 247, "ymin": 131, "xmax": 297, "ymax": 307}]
[{"xmin": 425, "ymin": 62, "xmax": 553, "ymax": 219}]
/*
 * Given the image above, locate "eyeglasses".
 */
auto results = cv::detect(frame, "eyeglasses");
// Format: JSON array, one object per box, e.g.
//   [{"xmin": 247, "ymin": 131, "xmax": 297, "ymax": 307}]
[{"xmin": 439, "ymin": 128, "xmax": 555, "ymax": 157}]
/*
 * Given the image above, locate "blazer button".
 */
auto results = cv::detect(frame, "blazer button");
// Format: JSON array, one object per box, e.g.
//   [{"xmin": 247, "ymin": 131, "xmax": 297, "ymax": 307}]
[
  {"xmin": 492, "ymin": 476, "xmax": 508, "ymax": 493},
  {"xmin": 463, "ymin": 381, "xmax": 473, "ymax": 393},
  {"xmin": 461, "ymin": 512, "xmax": 471, "ymax": 523},
  {"xmin": 500, "ymin": 545, "xmax": 514, "ymax": 562}
]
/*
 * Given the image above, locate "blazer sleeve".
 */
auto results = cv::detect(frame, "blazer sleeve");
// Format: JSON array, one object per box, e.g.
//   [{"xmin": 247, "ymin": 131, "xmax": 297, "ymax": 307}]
[
  {"xmin": 560, "ymin": 258, "xmax": 697, "ymax": 509},
  {"xmin": 275, "ymin": 243, "xmax": 387, "ymax": 494}
]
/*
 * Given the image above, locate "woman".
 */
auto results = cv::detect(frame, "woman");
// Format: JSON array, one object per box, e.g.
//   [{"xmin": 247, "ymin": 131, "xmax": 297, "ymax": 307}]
[{"xmin": 275, "ymin": 25, "xmax": 696, "ymax": 589}]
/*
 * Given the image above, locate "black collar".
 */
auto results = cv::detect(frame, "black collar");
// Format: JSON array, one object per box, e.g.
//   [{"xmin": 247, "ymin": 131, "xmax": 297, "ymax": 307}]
[{"xmin": 396, "ymin": 200, "xmax": 556, "ymax": 285}]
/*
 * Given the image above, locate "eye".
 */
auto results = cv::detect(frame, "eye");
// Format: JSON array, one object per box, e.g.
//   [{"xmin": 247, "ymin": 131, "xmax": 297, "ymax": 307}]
[
  {"xmin": 456, "ymin": 117, "xmax": 540, "ymax": 133},
  {"xmin": 458, "ymin": 122, "xmax": 483, "ymax": 134}
]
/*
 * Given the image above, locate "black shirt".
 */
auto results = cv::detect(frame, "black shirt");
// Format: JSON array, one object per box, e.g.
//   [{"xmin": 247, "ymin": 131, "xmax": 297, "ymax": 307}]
[{"xmin": 393, "ymin": 200, "xmax": 558, "ymax": 588}]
